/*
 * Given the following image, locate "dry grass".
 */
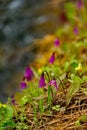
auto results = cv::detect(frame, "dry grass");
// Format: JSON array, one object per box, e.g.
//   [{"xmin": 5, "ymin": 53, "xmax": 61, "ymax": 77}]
[{"xmin": 14, "ymin": 88, "xmax": 87, "ymax": 130}]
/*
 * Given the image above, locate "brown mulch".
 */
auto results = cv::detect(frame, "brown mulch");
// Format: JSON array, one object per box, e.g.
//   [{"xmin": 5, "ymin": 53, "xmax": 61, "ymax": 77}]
[{"xmin": 14, "ymin": 88, "xmax": 87, "ymax": 130}]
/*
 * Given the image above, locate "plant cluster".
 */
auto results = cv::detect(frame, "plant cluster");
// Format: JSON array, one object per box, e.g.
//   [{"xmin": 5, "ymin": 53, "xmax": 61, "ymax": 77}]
[{"xmin": 0, "ymin": 0, "xmax": 87, "ymax": 129}]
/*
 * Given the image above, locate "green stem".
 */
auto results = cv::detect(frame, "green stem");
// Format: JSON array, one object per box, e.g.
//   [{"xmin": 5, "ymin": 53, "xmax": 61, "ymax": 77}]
[
  {"xmin": 48, "ymin": 85, "xmax": 52, "ymax": 106},
  {"xmin": 57, "ymin": 76, "xmax": 66, "ymax": 96},
  {"xmin": 43, "ymin": 70, "xmax": 50, "ymax": 82}
]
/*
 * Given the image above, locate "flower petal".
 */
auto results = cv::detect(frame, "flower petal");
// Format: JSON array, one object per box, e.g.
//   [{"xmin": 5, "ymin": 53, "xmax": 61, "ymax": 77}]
[
  {"xmin": 54, "ymin": 38, "xmax": 60, "ymax": 46},
  {"xmin": 49, "ymin": 80, "xmax": 58, "ymax": 89},
  {"xmin": 73, "ymin": 27, "xmax": 79, "ymax": 35},
  {"xmin": 39, "ymin": 73, "xmax": 46, "ymax": 88},
  {"xmin": 24, "ymin": 66, "xmax": 33, "ymax": 81},
  {"xmin": 77, "ymin": 0, "xmax": 83, "ymax": 8},
  {"xmin": 11, "ymin": 95, "xmax": 16, "ymax": 105},
  {"xmin": 21, "ymin": 81, "xmax": 27, "ymax": 89},
  {"xmin": 49, "ymin": 52, "xmax": 55, "ymax": 64}
]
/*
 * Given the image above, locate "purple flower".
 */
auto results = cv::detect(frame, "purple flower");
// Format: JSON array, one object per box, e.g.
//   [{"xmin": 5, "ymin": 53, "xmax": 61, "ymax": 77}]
[
  {"xmin": 73, "ymin": 27, "xmax": 79, "ymax": 35},
  {"xmin": 21, "ymin": 81, "xmax": 27, "ymax": 89},
  {"xmin": 59, "ymin": 11, "xmax": 68, "ymax": 23},
  {"xmin": 54, "ymin": 38, "xmax": 60, "ymax": 46},
  {"xmin": 11, "ymin": 95, "xmax": 15, "ymax": 105},
  {"xmin": 49, "ymin": 52, "xmax": 55, "ymax": 64},
  {"xmin": 39, "ymin": 73, "xmax": 46, "ymax": 88},
  {"xmin": 77, "ymin": 0, "xmax": 83, "ymax": 9},
  {"xmin": 49, "ymin": 80, "xmax": 58, "ymax": 89},
  {"xmin": 24, "ymin": 66, "xmax": 33, "ymax": 81}
]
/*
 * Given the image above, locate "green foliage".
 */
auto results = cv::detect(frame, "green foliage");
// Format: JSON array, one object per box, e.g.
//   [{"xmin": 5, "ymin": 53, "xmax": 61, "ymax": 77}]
[
  {"xmin": 19, "ymin": 82, "xmax": 44, "ymax": 106},
  {"xmin": 66, "ymin": 75, "xmax": 81, "ymax": 105},
  {"xmin": 1, "ymin": 1, "xmax": 87, "ymax": 129},
  {"xmin": 65, "ymin": 2, "xmax": 76, "ymax": 22},
  {"xmin": 75, "ymin": 115, "xmax": 87, "ymax": 127},
  {"xmin": 41, "ymin": 65, "xmax": 62, "ymax": 77},
  {"xmin": 81, "ymin": 88, "xmax": 87, "ymax": 95},
  {"xmin": 47, "ymin": 85, "xmax": 52, "ymax": 106},
  {"xmin": 82, "ymin": 75, "xmax": 87, "ymax": 83},
  {"xmin": 75, "ymin": 120, "xmax": 81, "ymax": 126},
  {"xmin": 39, "ymin": 99, "xmax": 45, "ymax": 113},
  {"xmin": 52, "ymin": 105, "xmax": 60, "ymax": 111},
  {"xmin": 0, "ymin": 104, "xmax": 15, "ymax": 129},
  {"xmin": 80, "ymin": 115, "xmax": 87, "ymax": 123},
  {"xmin": 16, "ymin": 122, "xmax": 29, "ymax": 130}
]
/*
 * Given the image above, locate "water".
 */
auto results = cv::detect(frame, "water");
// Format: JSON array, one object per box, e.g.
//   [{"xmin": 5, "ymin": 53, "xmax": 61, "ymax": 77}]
[{"xmin": 0, "ymin": 0, "xmax": 65, "ymax": 102}]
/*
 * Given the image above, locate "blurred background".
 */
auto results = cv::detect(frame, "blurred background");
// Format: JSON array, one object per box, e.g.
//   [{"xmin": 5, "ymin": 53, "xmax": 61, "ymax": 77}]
[{"xmin": 0, "ymin": 0, "xmax": 69, "ymax": 102}]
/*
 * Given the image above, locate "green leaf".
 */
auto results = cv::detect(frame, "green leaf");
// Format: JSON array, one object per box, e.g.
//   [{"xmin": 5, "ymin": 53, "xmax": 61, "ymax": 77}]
[
  {"xmin": 82, "ymin": 88, "xmax": 87, "ymax": 95},
  {"xmin": 2, "ymin": 120, "xmax": 15, "ymax": 128},
  {"xmin": 0, "ymin": 105, "xmax": 15, "ymax": 129},
  {"xmin": 75, "ymin": 120, "xmax": 81, "ymax": 126},
  {"xmin": 71, "ymin": 61, "xmax": 78, "ymax": 68},
  {"xmin": 20, "ymin": 95, "xmax": 29, "ymax": 105},
  {"xmin": 66, "ymin": 75, "xmax": 81, "ymax": 105},
  {"xmin": 52, "ymin": 105, "xmax": 60, "ymax": 111},
  {"xmin": 64, "ymin": 62, "xmax": 70, "ymax": 72},
  {"xmin": 70, "ymin": 60, "xmax": 79, "ymax": 73},
  {"xmin": 48, "ymin": 86, "xmax": 52, "ymax": 106},
  {"xmin": 80, "ymin": 115, "xmax": 87, "ymax": 123},
  {"xmin": 39, "ymin": 99, "xmax": 45, "ymax": 113},
  {"xmin": 65, "ymin": 3, "xmax": 76, "ymax": 22},
  {"xmin": 82, "ymin": 76, "xmax": 87, "ymax": 83}
]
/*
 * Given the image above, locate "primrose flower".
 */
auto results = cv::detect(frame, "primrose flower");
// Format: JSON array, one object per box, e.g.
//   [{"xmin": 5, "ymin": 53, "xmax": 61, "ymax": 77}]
[
  {"xmin": 49, "ymin": 52, "xmax": 55, "ymax": 64},
  {"xmin": 11, "ymin": 95, "xmax": 15, "ymax": 105},
  {"xmin": 24, "ymin": 66, "xmax": 33, "ymax": 81},
  {"xmin": 39, "ymin": 73, "xmax": 46, "ymax": 88},
  {"xmin": 49, "ymin": 80, "xmax": 58, "ymax": 89},
  {"xmin": 21, "ymin": 81, "xmax": 27, "ymax": 89},
  {"xmin": 54, "ymin": 38, "xmax": 60, "ymax": 46},
  {"xmin": 59, "ymin": 11, "xmax": 67, "ymax": 23},
  {"xmin": 77, "ymin": 0, "xmax": 83, "ymax": 8},
  {"xmin": 73, "ymin": 27, "xmax": 79, "ymax": 35}
]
